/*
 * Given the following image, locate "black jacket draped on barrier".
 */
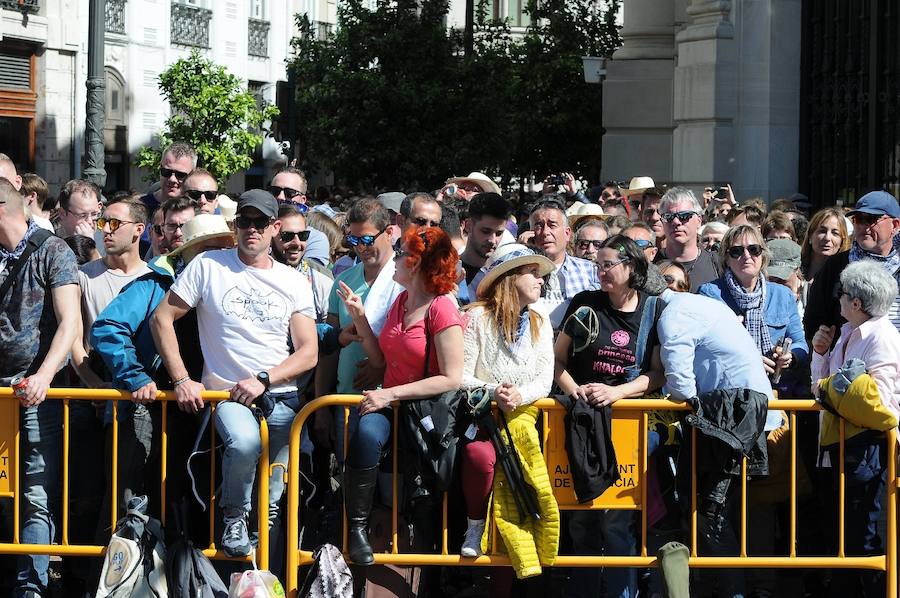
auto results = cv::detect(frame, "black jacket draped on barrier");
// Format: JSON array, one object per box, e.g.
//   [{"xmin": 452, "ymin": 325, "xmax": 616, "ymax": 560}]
[{"xmin": 562, "ymin": 395, "xmax": 620, "ymax": 503}]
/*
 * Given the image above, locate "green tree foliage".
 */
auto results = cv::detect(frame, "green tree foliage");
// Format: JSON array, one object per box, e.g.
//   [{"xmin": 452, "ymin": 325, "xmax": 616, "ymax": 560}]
[
  {"xmin": 137, "ymin": 50, "xmax": 279, "ymax": 182},
  {"xmin": 288, "ymin": 0, "xmax": 620, "ymax": 190}
]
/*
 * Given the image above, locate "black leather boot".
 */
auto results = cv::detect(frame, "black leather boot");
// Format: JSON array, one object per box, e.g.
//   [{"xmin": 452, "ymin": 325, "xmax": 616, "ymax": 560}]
[{"xmin": 344, "ymin": 465, "xmax": 378, "ymax": 565}]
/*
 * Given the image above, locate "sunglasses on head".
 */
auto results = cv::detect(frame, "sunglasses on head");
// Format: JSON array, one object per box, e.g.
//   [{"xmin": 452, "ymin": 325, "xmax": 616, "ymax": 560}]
[
  {"xmin": 726, "ymin": 244, "xmax": 764, "ymax": 259},
  {"xmin": 96, "ymin": 217, "xmax": 136, "ymax": 232},
  {"xmin": 278, "ymin": 200, "xmax": 309, "ymax": 214},
  {"xmin": 529, "ymin": 198, "xmax": 566, "ymax": 215},
  {"xmin": 632, "ymin": 239, "xmax": 652, "ymax": 249},
  {"xmin": 345, "ymin": 228, "xmax": 387, "ymax": 247},
  {"xmin": 185, "ymin": 189, "xmax": 218, "ymax": 202},
  {"xmin": 279, "ymin": 230, "xmax": 311, "ymax": 243},
  {"xmin": 235, "ymin": 214, "xmax": 273, "ymax": 230},
  {"xmin": 159, "ymin": 167, "xmax": 190, "ymax": 181},
  {"xmin": 268, "ymin": 185, "xmax": 306, "ymax": 200},
  {"xmin": 660, "ymin": 210, "xmax": 698, "ymax": 224}
]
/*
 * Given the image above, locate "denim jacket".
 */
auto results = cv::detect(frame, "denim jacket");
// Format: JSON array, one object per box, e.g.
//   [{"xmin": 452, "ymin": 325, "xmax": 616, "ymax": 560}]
[{"xmin": 698, "ymin": 276, "xmax": 809, "ymax": 366}]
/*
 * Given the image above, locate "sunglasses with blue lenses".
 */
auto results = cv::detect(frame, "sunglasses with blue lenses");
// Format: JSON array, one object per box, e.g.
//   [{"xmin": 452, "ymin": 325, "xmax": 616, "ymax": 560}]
[{"xmin": 345, "ymin": 228, "xmax": 387, "ymax": 247}]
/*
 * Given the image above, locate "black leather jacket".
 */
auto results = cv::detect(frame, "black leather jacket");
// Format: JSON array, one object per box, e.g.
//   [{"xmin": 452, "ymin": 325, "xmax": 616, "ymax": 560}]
[{"xmin": 686, "ymin": 388, "xmax": 769, "ymax": 506}]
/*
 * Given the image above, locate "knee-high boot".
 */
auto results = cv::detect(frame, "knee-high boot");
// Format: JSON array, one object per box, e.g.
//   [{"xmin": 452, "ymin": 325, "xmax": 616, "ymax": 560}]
[{"xmin": 344, "ymin": 465, "xmax": 378, "ymax": 565}]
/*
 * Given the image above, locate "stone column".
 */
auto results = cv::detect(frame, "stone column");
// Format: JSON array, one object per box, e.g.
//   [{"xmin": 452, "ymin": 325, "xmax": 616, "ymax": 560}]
[
  {"xmin": 600, "ymin": 0, "xmax": 677, "ymax": 184},
  {"xmin": 672, "ymin": 0, "xmax": 802, "ymax": 201}
]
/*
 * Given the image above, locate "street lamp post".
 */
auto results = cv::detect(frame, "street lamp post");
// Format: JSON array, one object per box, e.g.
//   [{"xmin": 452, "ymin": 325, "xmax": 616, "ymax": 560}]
[{"xmin": 83, "ymin": 0, "xmax": 107, "ymax": 188}]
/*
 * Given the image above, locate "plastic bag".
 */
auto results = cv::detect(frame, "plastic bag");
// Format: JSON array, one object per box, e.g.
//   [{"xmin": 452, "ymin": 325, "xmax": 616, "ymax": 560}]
[{"xmin": 228, "ymin": 569, "xmax": 285, "ymax": 598}]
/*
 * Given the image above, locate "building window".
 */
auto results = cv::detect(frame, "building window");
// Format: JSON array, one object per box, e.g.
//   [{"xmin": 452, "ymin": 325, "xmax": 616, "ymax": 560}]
[
  {"xmin": 105, "ymin": 0, "xmax": 127, "ymax": 34},
  {"xmin": 0, "ymin": 48, "xmax": 36, "ymax": 172},
  {"xmin": 171, "ymin": 1, "xmax": 212, "ymax": 48},
  {"xmin": 248, "ymin": 16, "xmax": 269, "ymax": 58},
  {"xmin": 507, "ymin": 0, "xmax": 530, "ymax": 28},
  {"xmin": 0, "ymin": 0, "xmax": 39, "ymax": 14}
]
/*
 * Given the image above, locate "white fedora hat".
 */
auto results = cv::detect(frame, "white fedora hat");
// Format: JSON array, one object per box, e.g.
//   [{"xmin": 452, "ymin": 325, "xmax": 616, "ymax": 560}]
[
  {"xmin": 476, "ymin": 243, "xmax": 555, "ymax": 299},
  {"xmin": 167, "ymin": 213, "xmax": 234, "ymax": 257},
  {"xmin": 216, "ymin": 194, "xmax": 237, "ymax": 221},
  {"xmin": 566, "ymin": 202, "xmax": 608, "ymax": 228},
  {"xmin": 620, "ymin": 176, "xmax": 656, "ymax": 198},
  {"xmin": 445, "ymin": 171, "xmax": 502, "ymax": 195}
]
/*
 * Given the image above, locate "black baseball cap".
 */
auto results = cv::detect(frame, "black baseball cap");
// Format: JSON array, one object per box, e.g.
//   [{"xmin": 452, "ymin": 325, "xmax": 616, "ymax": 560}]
[{"xmin": 237, "ymin": 189, "xmax": 278, "ymax": 219}]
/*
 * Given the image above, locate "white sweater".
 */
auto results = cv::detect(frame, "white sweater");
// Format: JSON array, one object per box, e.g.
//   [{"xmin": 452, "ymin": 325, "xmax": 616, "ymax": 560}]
[{"xmin": 461, "ymin": 305, "xmax": 554, "ymax": 405}]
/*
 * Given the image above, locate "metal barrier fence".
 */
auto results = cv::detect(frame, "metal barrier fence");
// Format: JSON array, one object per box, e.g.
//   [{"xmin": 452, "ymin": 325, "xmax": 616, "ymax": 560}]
[
  {"xmin": 0, "ymin": 388, "xmax": 272, "ymax": 569},
  {"xmin": 285, "ymin": 395, "xmax": 898, "ymax": 597}
]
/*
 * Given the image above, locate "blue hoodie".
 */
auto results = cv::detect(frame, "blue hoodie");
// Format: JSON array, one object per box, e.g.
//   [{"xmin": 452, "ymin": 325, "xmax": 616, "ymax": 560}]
[{"xmin": 90, "ymin": 254, "xmax": 178, "ymax": 392}]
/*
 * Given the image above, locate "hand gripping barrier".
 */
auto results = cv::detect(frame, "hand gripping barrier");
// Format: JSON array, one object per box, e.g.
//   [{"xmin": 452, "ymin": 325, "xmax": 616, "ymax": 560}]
[
  {"xmin": 285, "ymin": 395, "xmax": 898, "ymax": 597},
  {"xmin": 0, "ymin": 387, "xmax": 273, "ymax": 568}
]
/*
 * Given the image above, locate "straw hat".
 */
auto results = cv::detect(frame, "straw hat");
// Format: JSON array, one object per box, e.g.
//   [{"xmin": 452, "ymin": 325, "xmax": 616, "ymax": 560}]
[
  {"xmin": 566, "ymin": 202, "xmax": 608, "ymax": 229},
  {"xmin": 476, "ymin": 243, "xmax": 555, "ymax": 299},
  {"xmin": 168, "ymin": 213, "xmax": 234, "ymax": 257},
  {"xmin": 620, "ymin": 176, "xmax": 656, "ymax": 198},
  {"xmin": 217, "ymin": 194, "xmax": 237, "ymax": 221},
  {"xmin": 444, "ymin": 171, "xmax": 502, "ymax": 195}
]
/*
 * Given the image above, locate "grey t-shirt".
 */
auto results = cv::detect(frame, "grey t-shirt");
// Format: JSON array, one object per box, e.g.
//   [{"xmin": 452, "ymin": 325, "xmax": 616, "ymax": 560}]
[
  {"xmin": 78, "ymin": 258, "xmax": 150, "ymax": 350},
  {"xmin": 657, "ymin": 248, "xmax": 721, "ymax": 293},
  {"xmin": 0, "ymin": 234, "xmax": 79, "ymax": 379}
]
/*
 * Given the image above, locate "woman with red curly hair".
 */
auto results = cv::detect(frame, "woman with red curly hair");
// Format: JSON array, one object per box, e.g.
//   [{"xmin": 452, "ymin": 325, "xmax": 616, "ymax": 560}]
[{"xmin": 337, "ymin": 226, "xmax": 464, "ymax": 565}]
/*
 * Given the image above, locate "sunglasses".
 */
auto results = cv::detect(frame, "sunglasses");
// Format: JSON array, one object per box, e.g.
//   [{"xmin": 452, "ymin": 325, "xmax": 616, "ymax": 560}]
[
  {"xmin": 663, "ymin": 274, "xmax": 677, "ymax": 284},
  {"xmin": 576, "ymin": 239, "xmax": 604, "ymax": 251},
  {"xmin": 159, "ymin": 167, "xmax": 190, "ymax": 181},
  {"xmin": 235, "ymin": 215, "xmax": 273, "ymax": 230},
  {"xmin": 851, "ymin": 213, "xmax": 889, "ymax": 227},
  {"xmin": 394, "ymin": 248, "xmax": 410, "ymax": 261},
  {"xmin": 185, "ymin": 189, "xmax": 218, "ymax": 202},
  {"xmin": 412, "ymin": 216, "xmax": 440, "ymax": 228},
  {"xmin": 660, "ymin": 210, "xmax": 698, "ymax": 224},
  {"xmin": 529, "ymin": 199, "xmax": 566, "ymax": 214},
  {"xmin": 345, "ymin": 228, "xmax": 387, "ymax": 247},
  {"xmin": 833, "ymin": 282, "xmax": 850, "ymax": 300},
  {"xmin": 152, "ymin": 224, "xmax": 163, "ymax": 236},
  {"xmin": 96, "ymin": 217, "xmax": 136, "ymax": 232},
  {"xmin": 726, "ymin": 244, "xmax": 764, "ymax": 259},
  {"xmin": 163, "ymin": 222, "xmax": 186, "ymax": 233},
  {"xmin": 632, "ymin": 239, "xmax": 652, "ymax": 249},
  {"xmin": 268, "ymin": 185, "xmax": 306, "ymax": 201},
  {"xmin": 279, "ymin": 230, "xmax": 311, "ymax": 243},
  {"xmin": 278, "ymin": 201, "xmax": 309, "ymax": 215}
]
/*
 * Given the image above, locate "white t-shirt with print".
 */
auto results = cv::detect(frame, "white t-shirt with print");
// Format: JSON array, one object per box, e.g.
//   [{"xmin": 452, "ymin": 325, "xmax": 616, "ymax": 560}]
[{"xmin": 170, "ymin": 248, "xmax": 315, "ymax": 392}]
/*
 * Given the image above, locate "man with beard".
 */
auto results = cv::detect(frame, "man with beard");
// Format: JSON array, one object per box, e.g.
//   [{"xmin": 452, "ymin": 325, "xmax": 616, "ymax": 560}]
[
  {"xmin": 272, "ymin": 204, "xmax": 333, "ymax": 324},
  {"xmin": 460, "ymin": 192, "xmax": 512, "ymax": 286}
]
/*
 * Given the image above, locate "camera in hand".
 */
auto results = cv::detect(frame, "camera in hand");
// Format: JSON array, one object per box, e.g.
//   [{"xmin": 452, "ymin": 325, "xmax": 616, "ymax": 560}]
[{"xmin": 549, "ymin": 174, "xmax": 566, "ymax": 187}]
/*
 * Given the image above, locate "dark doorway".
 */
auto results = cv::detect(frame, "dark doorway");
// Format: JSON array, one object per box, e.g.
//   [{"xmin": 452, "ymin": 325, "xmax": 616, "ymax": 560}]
[{"xmin": 799, "ymin": 0, "xmax": 900, "ymax": 207}]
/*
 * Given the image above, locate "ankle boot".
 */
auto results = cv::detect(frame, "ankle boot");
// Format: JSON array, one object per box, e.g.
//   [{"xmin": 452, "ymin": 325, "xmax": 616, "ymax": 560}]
[{"xmin": 344, "ymin": 465, "xmax": 378, "ymax": 565}]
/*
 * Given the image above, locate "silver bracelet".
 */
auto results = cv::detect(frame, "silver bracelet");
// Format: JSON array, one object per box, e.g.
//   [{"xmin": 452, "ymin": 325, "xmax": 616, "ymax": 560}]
[{"xmin": 173, "ymin": 376, "xmax": 190, "ymax": 387}]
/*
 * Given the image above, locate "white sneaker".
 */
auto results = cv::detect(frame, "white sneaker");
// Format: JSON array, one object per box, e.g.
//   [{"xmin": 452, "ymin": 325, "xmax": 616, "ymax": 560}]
[{"xmin": 461, "ymin": 518, "xmax": 485, "ymax": 557}]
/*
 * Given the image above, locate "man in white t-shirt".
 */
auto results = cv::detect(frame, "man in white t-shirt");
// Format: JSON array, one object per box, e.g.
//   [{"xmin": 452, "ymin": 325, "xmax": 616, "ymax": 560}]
[{"xmin": 151, "ymin": 189, "xmax": 318, "ymax": 557}]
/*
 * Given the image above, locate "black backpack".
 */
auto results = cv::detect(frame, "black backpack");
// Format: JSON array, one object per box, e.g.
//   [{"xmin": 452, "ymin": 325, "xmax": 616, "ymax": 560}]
[{"xmin": 165, "ymin": 501, "xmax": 228, "ymax": 598}]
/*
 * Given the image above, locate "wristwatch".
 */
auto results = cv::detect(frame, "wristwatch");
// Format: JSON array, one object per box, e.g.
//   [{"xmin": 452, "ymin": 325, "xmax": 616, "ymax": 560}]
[{"xmin": 256, "ymin": 371, "xmax": 271, "ymax": 390}]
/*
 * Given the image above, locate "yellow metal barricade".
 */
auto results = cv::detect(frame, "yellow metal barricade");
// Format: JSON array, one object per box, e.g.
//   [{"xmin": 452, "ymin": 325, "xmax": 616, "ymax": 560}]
[
  {"xmin": 0, "ymin": 387, "xmax": 273, "ymax": 568},
  {"xmin": 285, "ymin": 395, "xmax": 898, "ymax": 597}
]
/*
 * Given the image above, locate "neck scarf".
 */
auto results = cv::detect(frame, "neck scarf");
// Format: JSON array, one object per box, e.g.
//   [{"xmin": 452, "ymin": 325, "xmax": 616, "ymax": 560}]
[
  {"xmin": 0, "ymin": 219, "xmax": 39, "ymax": 265},
  {"xmin": 506, "ymin": 308, "xmax": 532, "ymax": 354},
  {"xmin": 849, "ymin": 234, "xmax": 900, "ymax": 285},
  {"xmin": 725, "ymin": 268, "xmax": 773, "ymax": 355}
]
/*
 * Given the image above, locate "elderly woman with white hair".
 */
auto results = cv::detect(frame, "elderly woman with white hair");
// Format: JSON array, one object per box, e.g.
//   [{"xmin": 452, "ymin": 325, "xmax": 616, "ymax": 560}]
[{"xmin": 811, "ymin": 260, "xmax": 900, "ymax": 598}]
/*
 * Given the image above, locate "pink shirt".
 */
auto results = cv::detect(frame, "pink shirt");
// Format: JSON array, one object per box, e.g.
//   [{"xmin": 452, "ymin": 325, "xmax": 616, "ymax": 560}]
[
  {"xmin": 378, "ymin": 292, "xmax": 463, "ymax": 388},
  {"xmin": 811, "ymin": 314, "xmax": 900, "ymax": 419}
]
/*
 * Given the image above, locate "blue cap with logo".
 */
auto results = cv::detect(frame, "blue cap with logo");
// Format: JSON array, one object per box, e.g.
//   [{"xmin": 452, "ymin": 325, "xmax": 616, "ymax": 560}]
[{"xmin": 847, "ymin": 191, "xmax": 900, "ymax": 219}]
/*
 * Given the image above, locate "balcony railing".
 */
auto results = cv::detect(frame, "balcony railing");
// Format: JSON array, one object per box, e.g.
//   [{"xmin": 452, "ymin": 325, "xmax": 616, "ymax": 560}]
[
  {"xmin": 248, "ymin": 17, "xmax": 269, "ymax": 58},
  {"xmin": 171, "ymin": 2, "xmax": 212, "ymax": 49},
  {"xmin": 105, "ymin": 0, "xmax": 126, "ymax": 34},
  {"xmin": 0, "ymin": 0, "xmax": 40, "ymax": 13}
]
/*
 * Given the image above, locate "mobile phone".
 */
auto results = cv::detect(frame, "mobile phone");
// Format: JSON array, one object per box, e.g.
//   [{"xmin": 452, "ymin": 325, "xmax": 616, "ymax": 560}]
[{"xmin": 771, "ymin": 337, "xmax": 792, "ymax": 383}]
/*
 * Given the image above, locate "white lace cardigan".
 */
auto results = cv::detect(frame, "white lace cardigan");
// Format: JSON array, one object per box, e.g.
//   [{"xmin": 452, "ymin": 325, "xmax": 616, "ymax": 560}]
[{"xmin": 461, "ymin": 305, "xmax": 555, "ymax": 405}]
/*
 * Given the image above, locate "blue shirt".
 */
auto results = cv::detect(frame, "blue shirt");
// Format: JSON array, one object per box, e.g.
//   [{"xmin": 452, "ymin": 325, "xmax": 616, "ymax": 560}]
[{"xmin": 657, "ymin": 291, "xmax": 780, "ymax": 429}]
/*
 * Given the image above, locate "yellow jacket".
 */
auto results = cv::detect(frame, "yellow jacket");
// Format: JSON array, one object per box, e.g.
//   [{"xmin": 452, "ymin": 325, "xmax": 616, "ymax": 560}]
[
  {"xmin": 819, "ymin": 372, "xmax": 898, "ymax": 446},
  {"xmin": 480, "ymin": 406, "xmax": 559, "ymax": 579}
]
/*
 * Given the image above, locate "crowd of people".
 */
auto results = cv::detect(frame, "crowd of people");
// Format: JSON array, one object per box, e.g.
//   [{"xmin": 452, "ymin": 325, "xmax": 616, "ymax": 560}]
[{"xmin": 2, "ymin": 144, "xmax": 900, "ymax": 598}]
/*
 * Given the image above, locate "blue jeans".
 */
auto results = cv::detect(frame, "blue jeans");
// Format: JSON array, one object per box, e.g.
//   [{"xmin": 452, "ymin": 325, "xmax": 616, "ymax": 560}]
[
  {"xmin": 346, "ymin": 408, "xmax": 391, "ymax": 469},
  {"xmin": 214, "ymin": 391, "xmax": 298, "ymax": 522},
  {"xmin": 17, "ymin": 400, "xmax": 63, "ymax": 596},
  {"xmin": 565, "ymin": 509, "xmax": 637, "ymax": 598}
]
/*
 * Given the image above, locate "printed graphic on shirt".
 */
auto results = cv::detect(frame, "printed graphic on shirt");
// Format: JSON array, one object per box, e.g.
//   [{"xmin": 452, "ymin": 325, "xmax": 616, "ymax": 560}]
[
  {"xmin": 592, "ymin": 333, "xmax": 636, "ymax": 377},
  {"xmin": 222, "ymin": 287, "xmax": 288, "ymax": 323}
]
